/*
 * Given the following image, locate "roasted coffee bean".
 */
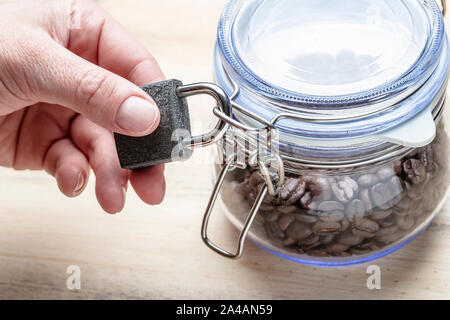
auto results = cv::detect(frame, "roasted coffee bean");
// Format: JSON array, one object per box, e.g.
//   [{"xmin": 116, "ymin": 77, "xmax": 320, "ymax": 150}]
[
  {"xmin": 283, "ymin": 237, "xmax": 297, "ymax": 246},
  {"xmin": 375, "ymin": 225, "xmax": 399, "ymax": 238},
  {"xmin": 264, "ymin": 221, "xmax": 285, "ymax": 239},
  {"xmin": 396, "ymin": 215, "xmax": 415, "ymax": 230},
  {"xmin": 264, "ymin": 210, "xmax": 280, "ymax": 223},
  {"xmin": 318, "ymin": 211, "xmax": 345, "ymax": 222},
  {"xmin": 360, "ymin": 188, "xmax": 373, "ymax": 212},
  {"xmin": 278, "ymin": 215, "xmax": 295, "ymax": 231},
  {"xmin": 326, "ymin": 243, "xmax": 350, "ymax": 253},
  {"xmin": 312, "ymin": 221, "xmax": 341, "ymax": 235},
  {"xmin": 299, "ymin": 192, "xmax": 313, "ymax": 209},
  {"xmin": 370, "ymin": 183, "xmax": 394, "ymax": 210},
  {"xmin": 319, "ymin": 234, "xmax": 335, "ymax": 245},
  {"xmin": 249, "ymin": 171, "xmax": 264, "ymax": 190},
  {"xmin": 370, "ymin": 209, "xmax": 393, "ymax": 220},
  {"xmin": 352, "ymin": 218, "xmax": 379, "ymax": 238},
  {"xmin": 378, "ymin": 214, "xmax": 396, "ymax": 228},
  {"xmin": 403, "ymin": 159, "xmax": 427, "ymax": 185},
  {"xmin": 335, "ymin": 231, "xmax": 364, "ymax": 246},
  {"xmin": 358, "ymin": 174, "xmax": 379, "ymax": 187},
  {"xmin": 418, "ymin": 145, "xmax": 435, "ymax": 172},
  {"xmin": 304, "ymin": 176, "xmax": 333, "ymax": 201},
  {"xmin": 301, "ymin": 241, "xmax": 322, "ymax": 251},
  {"xmin": 376, "ymin": 167, "xmax": 396, "ymax": 181},
  {"xmin": 389, "ymin": 176, "xmax": 405, "ymax": 196},
  {"xmin": 286, "ymin": 222, "xmax": 313, "ymax": 240},
  {"xmin": 306, "ymin": 248, "xmax": 329, "ymax": 257},
  {"xmin": 277, "ymin": 205, "xmax": 298, "ymax": 214},
  {"xmin": 318, "ymin": 201, "xmax": 345, "ymax": 212},
  {"xmin": 346, "ymin": 199, "xmax": 366, "ymax": 222},
  {"xmin": 341, "ymin": 218, "xmax": 350, "ymax": 232},
  {"xmin": 295, "ymin": 213, "xmax": 318, "ymax": 224},
  {"xmin": 279, "ymin": 178, "xmax": 307, "ymax": 205},
  {"xmin": 331, "ymin": 177, "xmax": 358, "ymax": 203},
  {"xmin": 375, "ymin": 232, "xmax": 404, "ymax": 244},
  {"xmin": 299, "ymin": 233, "xmax": 321, "ymax": 246},
  {"xmin": 351, "ymin": 248, "xmax": 371, "ymax": 255},
  {"xmin": 393, "ymin": 160, "xmax": 403, "ymax": 176}
]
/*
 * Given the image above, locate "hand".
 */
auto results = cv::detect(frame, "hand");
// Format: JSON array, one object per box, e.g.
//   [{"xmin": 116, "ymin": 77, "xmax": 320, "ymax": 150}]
[{"xmin": 0, "ymin": 0, "xmax": 166, "ymax": 213}]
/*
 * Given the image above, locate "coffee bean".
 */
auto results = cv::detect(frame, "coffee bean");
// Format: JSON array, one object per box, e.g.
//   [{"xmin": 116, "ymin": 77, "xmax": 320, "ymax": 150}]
[
  {"xmin": 249, "ymin": 171, "xmax": 264, "ymax": 189},
  {"xmin": 286, "ymin": 222, "xmax": 313, "ymax": 240},
  {"xmin": 370, "ymin": 183, "xmax": 394, "ymax": 210},
  {"xmin": 418, "ymin": 145, "xmax": 435, "ymax": 172},
  {"xmin": 319, "ymin": 234, "xmax": 335, "ymax": 245},
  {"xmin": 318, "ymin": 211, "xmax": 345, "ymax": 222},
  {"xmin": 375, "ymin": 232, "xmax": 404, "ymax": 244},
  {"xmin": 278, "ymin": 215, "xmax": 295, "ymax": 231},
  {"xmin": 331, "ymin": 177, "xmax": 358, "ymax": 203},
  {"xmin": 377, "ymin": 167, "xmax": 396, "ymax": 181},
  {"xmin": 378, "ymin": 214, "xmax": 396, "ymax": 228},
  {"xmin": 341, "ymin": 218, "xmax": 350, "ymax": 232},
  {"xmin": 351, "ymin": 248, "xmax": 371, "ymax": 255},
  {"xmin": 301, "ymin": 241, "xmax": 322, "ymax": 251},
  {"xmin": 370, "ymin": 209, "xmax": 393, "ymax": 220},
  {"xmin": 264, "ymin": 221, "xmax": 285, "ymax": 239},
  {"xmin": 306, "ymin": 249, "xmax": 329, "ymax": 257},
  {"xmin": 358, "ymin": 174, "xmax": 379, "ymax": 187},
  {"xmin": 264, "ymin": 210, "xmax": 280, "ymax": 223},
  {"xmin": 403, "ymin": 159, "xmax": 427, "ymax": 185},
  {"xmin": 360, "ymin": 189, "xmax": 373, "ymax": 212},
  {"xmin": 346, "ymin": 199, "xmax": 366, "ymax": 222},
  {"xmin": 326, "ymin": 243, "xmax": 350, "ymax": 253},
  {"xmin": 312, "ymin": 221, "xmax": 341, "ymax": 235},
  {"xmin": 393, "ymin": 160, "xmax": 403, "ymax": 176},
  {"xmin": 352, "ymin": 218, "xmax": 379, "ymax": 238},
  {"xmin": 318, "ymin": 201, "xmax": 345, "ymax": 212},
  {"xmin": 304, "ymin": 176, "xmax": 333, "ymax": 201},
  {"xmin": 389, "ymin": 176, "xmax": 405, "ymax": 196},
  {"xmin": 279, "ymin": 178, "xmax": 307, "ymax": 205},
  {"xmin": 283, "ymin": 237, "xmax": 297, "ymax": 246},
  {"xmin": 277, "ymin": 205, "xmax": 298, "ymax": 214},
  {"xmin": 335, "ymin": 231, "xmax": 364, "ymax": 246},
  {"xmin": 396, "ymin": 215, "xmax": 415, "ymax": 230},
  {"xmin": 299, "ymin": 233, "xmax": 321, "ymax": 246},
  {"xmin": 295, "ymin": 214, "xmax": 319, "ymax": 224},
  {"xmin": 299, "ymin": 192, "xmax": 313, "ymax": 209},
  {"xmin": 375, "ymin": 225, "xmax": 399, "ymax": 238}
]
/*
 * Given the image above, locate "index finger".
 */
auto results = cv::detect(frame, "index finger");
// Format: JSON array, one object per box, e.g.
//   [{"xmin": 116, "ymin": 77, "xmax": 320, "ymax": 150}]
[{"xmin": 62, "ymin": 0, "xmax": 165, "ymax": 85}]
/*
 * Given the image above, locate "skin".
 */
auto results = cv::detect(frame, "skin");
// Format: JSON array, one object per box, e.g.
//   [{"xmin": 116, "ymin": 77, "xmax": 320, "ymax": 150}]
[{"xmin": 0, "ymin": 0, "xmax": 167, "ymax": 213}]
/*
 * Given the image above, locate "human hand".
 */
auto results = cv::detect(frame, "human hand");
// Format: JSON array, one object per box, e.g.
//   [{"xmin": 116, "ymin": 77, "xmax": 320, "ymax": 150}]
[{"xmin": 0, "ymin": 0, "xmax": 166, "ymax": 213}]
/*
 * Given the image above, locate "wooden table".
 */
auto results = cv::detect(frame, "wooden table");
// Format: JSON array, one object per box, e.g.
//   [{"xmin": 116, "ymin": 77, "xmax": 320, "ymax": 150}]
[{"xmin": 1, "ymin": 0, "xmax": 450, "ymax": 299}]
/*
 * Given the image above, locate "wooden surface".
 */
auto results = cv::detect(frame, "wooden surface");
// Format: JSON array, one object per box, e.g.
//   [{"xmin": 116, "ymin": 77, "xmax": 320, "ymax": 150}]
[{"xmin": 1, "ymin": 0, "xmax": 450, "ymax": 300}]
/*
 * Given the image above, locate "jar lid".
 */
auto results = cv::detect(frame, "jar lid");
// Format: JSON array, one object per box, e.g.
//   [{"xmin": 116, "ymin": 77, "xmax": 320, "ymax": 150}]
[{"xmin": 215, "ymin": 0, "xmax": 449, "ymax": 148}]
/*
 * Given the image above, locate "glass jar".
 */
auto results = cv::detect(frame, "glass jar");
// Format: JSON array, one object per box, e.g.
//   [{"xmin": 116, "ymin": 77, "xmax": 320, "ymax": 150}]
[{"xmin": 212, "ymin": 0, "xmax": 450, "ymax": 266}]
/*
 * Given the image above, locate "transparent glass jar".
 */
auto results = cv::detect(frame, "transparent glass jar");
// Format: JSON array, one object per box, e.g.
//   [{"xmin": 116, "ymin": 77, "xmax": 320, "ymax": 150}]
[{"xmin": 212, "ymin": 0, "xmax": 450, "ymax": 266}]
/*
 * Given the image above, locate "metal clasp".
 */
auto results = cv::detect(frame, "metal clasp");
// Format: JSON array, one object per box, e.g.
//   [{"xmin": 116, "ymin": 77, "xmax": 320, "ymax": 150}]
[{"xmin": 176, "ymin": 79, "xmax": 285, "ymax": 259}]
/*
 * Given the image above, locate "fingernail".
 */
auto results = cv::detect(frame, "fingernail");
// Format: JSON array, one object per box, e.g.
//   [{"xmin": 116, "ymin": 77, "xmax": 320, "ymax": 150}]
[
  {"xmin": 116, "ymin": 96, "xmax": 159, "ymax": 134},
  {"xmin": 74, "ymin": 172, "xmax": 85, "ymax": 193}
]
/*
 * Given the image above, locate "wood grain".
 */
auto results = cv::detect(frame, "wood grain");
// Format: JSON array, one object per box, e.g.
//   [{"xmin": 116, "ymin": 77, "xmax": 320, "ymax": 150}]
[{"xmin": 0, "ymin": 0, "xmax": 449, "ymax": 299}]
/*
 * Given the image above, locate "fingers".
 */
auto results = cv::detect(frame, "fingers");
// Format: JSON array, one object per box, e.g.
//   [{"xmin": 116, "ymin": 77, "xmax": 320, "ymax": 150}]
[
  {"xmin": 71, "ymin": 115, "xmax": 128, "ymax": 214},
  {"xmin": 61, "ymin": 0, "xmax": 165, "ymax": 85},
  {"xmin": 43, "ymin": 138, "xmax": 90, "ymax": 197},
  {"xmin": 130, "ymin": 165, "xmax": 166, "ymax": 205},
  {"xmin": 25, "ymin": 41, "xmax": 160, "ymax": 137}
]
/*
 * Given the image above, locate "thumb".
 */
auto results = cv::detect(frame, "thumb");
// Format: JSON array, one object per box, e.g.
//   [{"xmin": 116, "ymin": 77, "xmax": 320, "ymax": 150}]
[{"xmin": 29, "ymin": 42, "xmax": 160, "ymax": 137}]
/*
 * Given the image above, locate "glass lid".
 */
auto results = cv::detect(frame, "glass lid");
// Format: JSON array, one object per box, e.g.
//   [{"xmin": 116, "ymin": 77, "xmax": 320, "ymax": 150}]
[{"xmin": 218, "ymin": 0, "xmax": 445, "ymax": 106}]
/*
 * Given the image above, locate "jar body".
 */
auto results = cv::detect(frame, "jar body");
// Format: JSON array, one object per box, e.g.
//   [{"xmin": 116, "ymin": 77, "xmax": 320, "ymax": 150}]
[{"xmin": 215, "ymin": 102, "xmax": 450, "ymax": 266}]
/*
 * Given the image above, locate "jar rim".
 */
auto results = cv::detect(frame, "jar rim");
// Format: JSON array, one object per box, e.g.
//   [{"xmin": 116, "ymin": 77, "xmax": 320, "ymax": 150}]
[{"xmin": 218, "ymin": 0, "xmax": 445, "ymax": 107}]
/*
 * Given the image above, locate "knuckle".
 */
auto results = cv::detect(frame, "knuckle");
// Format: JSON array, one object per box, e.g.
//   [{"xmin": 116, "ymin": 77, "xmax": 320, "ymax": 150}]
[{"xmin": 75, "ymin": 69, "xmax": 118, "ymax": 114}]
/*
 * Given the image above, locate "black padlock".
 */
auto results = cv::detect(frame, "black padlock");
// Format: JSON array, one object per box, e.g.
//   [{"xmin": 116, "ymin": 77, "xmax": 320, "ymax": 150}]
[{"xmin": 114, "ymin": 79, "xmax": 192, "ymax": 170}]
